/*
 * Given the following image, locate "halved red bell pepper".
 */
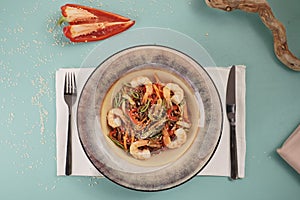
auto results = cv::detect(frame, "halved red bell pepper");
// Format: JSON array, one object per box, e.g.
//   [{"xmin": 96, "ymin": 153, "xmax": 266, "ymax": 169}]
[{"xmin": 59, "ymin": 4, "xmax": 135, "ymax": 42}]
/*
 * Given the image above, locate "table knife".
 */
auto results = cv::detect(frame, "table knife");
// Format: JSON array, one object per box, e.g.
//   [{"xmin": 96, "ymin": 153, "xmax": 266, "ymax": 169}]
[{"xmin": 226, "ymin": 65, "xmax": 239, "ymax": 180}]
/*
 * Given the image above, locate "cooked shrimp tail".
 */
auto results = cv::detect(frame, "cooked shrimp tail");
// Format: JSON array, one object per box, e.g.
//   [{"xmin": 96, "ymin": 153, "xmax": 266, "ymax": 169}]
[
  {"xmin": 163, "ymin": 83, "xmax": 184, "ymax": 107},
  {"xmin": 130, "ymin": 140, "xmax": 151, "ymax": 160},
  {"xmin": 107, "ymin": 108, "xmax": 127, "ymax": 128},
  {"xmin": 163, "ymin": 128, "xmax": 187, "ymax": 149}
]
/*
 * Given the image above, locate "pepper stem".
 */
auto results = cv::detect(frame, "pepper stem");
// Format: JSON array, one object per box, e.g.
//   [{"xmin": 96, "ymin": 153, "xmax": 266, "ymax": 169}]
[{"xmin": 57, "ymin": 16, "xmax": 67, "ymax": 26}]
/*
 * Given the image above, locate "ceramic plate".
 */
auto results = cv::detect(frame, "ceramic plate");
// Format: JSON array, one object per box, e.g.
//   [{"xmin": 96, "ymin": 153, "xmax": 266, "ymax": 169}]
[{"xmin": 77, "ymin": 45, "xmax": 223, "ymax": 191}]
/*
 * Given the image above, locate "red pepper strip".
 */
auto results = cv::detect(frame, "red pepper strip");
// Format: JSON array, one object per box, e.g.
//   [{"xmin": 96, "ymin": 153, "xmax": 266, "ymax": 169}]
[
  {"xmin": 167, "ymin": 105, "xmax": 179, "ymax": 121},
  {"xmin": 164, "ymin": 123, "xmax": 175, "ymax": 136},
  {"xmin": 61, "ymin": 4, "xmax": 131, "ymax": 25},
  {"xmin": 128, "ymin": 108, "xmax": 140, "ymax": 125},
  {"xmin": 108, "ymin": 128, "xmax": 117, "ymax": 139},
  {"xmin": 63, "ymin": 20, "xmax": 135, "ymax": 42}
]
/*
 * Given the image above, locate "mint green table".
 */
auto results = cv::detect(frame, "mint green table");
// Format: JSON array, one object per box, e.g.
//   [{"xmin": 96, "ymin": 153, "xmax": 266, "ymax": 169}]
[{"xmin": 1, "ymin": 0, "xmax": 299, "ymax": 199}]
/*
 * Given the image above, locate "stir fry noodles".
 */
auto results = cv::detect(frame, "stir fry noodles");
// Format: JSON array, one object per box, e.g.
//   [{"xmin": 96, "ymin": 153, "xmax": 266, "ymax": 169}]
[{"xmin": 107, "ymin": 75, "xmax": 191, "ymax": 160}]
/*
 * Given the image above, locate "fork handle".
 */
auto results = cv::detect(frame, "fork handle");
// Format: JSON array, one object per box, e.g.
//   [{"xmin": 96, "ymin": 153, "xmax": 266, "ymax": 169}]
[{"xmin": 65, "ymin": 113, "xmax": 72, "ymax": 176}]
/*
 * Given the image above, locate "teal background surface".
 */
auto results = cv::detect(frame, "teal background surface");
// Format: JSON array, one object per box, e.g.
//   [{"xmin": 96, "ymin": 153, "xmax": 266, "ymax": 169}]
[{"xmin": 1, "ymin": 0, "xmax": 300, "ymax": 199}]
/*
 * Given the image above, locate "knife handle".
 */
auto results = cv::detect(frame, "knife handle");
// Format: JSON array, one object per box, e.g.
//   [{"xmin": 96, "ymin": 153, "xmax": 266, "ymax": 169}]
[{"xmin": 229, "ymin": 117, "xmax": 238, "ymax": 180}]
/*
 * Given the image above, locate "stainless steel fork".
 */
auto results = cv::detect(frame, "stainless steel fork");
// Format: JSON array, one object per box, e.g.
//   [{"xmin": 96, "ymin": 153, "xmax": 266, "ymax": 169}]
[{"xmin": 64, "ymin": 72, "xmax": 77, "ymax": 176}]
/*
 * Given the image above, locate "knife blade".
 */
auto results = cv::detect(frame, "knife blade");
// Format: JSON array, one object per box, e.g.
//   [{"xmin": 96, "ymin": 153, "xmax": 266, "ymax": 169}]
[{"xmin": 226, "ymin": 65, "xmax": 239, "ymax": 180}]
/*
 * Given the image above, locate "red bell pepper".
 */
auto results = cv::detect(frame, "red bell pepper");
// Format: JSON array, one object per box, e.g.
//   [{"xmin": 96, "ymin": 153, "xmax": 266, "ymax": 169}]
[{"xmin": 59, "ymin": 4, "xmax": 135, "ymax": 42}]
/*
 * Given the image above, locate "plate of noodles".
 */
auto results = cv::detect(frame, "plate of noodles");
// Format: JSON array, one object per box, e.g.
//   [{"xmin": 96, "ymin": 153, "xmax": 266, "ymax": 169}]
[{"xmin": 77, "ymin": 45, "xmax": 223, "ymax": 191}]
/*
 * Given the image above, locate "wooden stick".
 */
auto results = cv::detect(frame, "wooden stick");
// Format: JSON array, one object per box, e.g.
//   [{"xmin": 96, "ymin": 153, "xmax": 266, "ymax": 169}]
[{"xmin": 205, "ymin": 0, "xmax": 300, "ymax": 71}]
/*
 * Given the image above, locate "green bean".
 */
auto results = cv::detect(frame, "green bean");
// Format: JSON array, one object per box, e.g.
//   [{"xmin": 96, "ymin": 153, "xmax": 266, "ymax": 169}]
[
  {"xmin": 140, "ymin": 99, "xmax": 150, "ymax": 113},
  {"xmin": 109, "ymin": 136, "xmax": 124, "ymax": 150},
  {"xmin": 113, "ymin": 93, "xmax": 121, "ymax": 107},
  {"xmin": 130, "ymin": 91, "xmax": 140, "ymax": 99}
]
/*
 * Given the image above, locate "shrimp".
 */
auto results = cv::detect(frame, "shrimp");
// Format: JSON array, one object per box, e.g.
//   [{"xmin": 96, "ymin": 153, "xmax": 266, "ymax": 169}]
[
  {"xmin": 107, "ymin": 108, "xmax": 128, "ymax": 128},
  {"xmin": 163, "ymin": 128, "xmax": 187, "ymax": 149},
  {"xmin": 129, "ymin": 140, "xmax": 151, "ymax": 160},
  {"xmin": 176, "ymin": 121, "xmax": 191, "ymax": 129},
  {"xmin": 130, "ymin": 76, "xmax": 153, "ymax": 104},
  {"xmin": 163, "ymin": 83, "xmax": 184, "ymax": 107}
]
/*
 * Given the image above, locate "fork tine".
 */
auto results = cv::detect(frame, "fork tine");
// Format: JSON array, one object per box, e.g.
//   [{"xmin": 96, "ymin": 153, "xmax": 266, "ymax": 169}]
[
  {"xmin": 64, "ymin": 72, "xmax": 68, "ymax": 94},
  {"xmin": 67, "ymin": 72, "xmax": 71, "ymax": 94},
  {"xmin": 68, "ymin": 72, "xmax": 71, "ymax": 94},
  {"xmin": 71, "ymin": 72, "xmax": 77, "ymax": 94},
  {"xmin": 70, "ymin": 72, "xmax": 73, "ymax": 94}
]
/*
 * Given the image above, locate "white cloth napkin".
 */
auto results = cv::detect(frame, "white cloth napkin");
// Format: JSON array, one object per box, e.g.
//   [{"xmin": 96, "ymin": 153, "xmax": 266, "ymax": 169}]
[
  {"xmin": 277, "ymin": 124, "xmax": 300, "ymax": 174},
  {"xmin": 56, "ymin": 66, "xmax": 246, "ymax": 178}
]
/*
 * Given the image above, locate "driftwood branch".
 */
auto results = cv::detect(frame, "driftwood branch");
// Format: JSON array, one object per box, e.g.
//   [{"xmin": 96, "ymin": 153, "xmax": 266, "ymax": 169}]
[{"xmin": 205, "ymin": 0, "xmax": 300, "ymax": 71}]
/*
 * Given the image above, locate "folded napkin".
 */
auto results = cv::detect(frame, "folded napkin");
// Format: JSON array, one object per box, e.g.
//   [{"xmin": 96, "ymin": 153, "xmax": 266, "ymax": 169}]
[
  {"xmin": 56, "ymin": 66, "xmax": 246, "ymax": 178},
  {"xmin": 277, "ymin": 124, "xmax": 300, "ymax": 174}
]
